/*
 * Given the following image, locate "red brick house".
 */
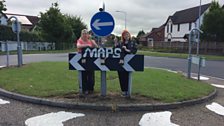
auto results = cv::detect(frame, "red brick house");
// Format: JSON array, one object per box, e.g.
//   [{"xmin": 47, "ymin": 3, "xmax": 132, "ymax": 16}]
[{"xmin": 139, "ymin": 24, "xmax": 165, "ymax": 46}]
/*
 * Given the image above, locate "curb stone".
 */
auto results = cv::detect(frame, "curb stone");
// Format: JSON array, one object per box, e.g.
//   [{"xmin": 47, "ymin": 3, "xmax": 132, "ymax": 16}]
[{"xmin": 0, "ymin": 88, "xmax": 217, "ymax": 111}]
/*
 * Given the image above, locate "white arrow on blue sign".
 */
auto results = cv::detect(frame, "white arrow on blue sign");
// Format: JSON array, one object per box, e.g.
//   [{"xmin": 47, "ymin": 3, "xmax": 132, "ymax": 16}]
[{"xmin": 90, "ymin": 11, "xmax": 115, "ymax": 37}]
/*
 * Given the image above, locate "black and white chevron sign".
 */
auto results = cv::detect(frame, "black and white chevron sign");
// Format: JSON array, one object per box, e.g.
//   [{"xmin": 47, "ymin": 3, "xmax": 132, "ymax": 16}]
[{"xmin": 69, "ymin": 53, "xmax": 144, "ymax": 72}]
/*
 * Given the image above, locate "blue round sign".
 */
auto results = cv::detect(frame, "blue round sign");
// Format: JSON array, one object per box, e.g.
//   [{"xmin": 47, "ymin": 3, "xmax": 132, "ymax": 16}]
[{"xmin": 90, "ymin": 11, "xmax": 115, "ymax": 37}]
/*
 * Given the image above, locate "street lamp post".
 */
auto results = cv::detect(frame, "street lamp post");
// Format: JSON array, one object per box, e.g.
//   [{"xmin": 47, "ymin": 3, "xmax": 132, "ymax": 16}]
[
  {"xmin": 116, "ymin": 10, "xmax": 127, "ymax": 30},
  {"xmin": 197, "ymin": 0, "xmax": 202, "ymax": 55}
]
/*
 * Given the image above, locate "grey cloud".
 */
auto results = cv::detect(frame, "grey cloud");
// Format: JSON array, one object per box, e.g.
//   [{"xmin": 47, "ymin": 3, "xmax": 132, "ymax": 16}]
[{"xmin": 5, "ymin": 0, "xmax": 215, "ymax": 36}]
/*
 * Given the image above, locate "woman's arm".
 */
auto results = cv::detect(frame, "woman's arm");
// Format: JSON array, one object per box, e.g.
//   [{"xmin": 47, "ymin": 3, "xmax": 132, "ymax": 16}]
[
  {"xmin": 122, "ymin": 41, "xmax": 137, "ymax": 54},
  {"xmin": 122, "ymin": 46, "xmax": 131, "ymax": 53},
  {"xmin": 91, "ymin": 40, "xmax": 98, "ymax": 48},
  {"xmin": 77, "ymin": 43, "xmax": 90, "ymax": 49}
]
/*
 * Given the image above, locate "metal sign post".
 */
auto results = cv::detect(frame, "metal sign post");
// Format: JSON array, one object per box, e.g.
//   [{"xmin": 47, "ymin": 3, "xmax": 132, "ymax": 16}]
[
  {"xmin": 187, "ymin": 31, "xmax": 193, "ymax": 79},
  {"xmin": 69, "ymin": 50, "xmax": 144, "ymax": 97},
  {"xmin": 78, "ymin": 71, "xmax": 83, "ymax": 94},
  {"xmin": 101, "ymin": 70, "xmax": 107, "ymax": 96},
  {"xmin": 5, "ymin": 42, "xmax": 9, "ymax": 67},
  {"xmin": 128, "ymin": 72, "xmax": 132, "ymax": 97},
  {"xmin": 198, "ymin": 57, "xmax": 202, "ymax": 80},
  {"xmin": 7, "ymin": 16, "xmax": 22, "ymax": 67},
  {"xmin": 90, "ymin": 4, "xmax": 115, "ymax": 97},
  {"xmin": 187, "ymin": 28, "xmax": 203, "ymax": 80}
]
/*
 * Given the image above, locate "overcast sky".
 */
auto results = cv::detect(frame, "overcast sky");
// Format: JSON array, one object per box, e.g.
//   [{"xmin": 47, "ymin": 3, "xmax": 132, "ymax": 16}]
[{"xmin": 5, "ymin": 0, "xmax": 224, "ymax": 36}]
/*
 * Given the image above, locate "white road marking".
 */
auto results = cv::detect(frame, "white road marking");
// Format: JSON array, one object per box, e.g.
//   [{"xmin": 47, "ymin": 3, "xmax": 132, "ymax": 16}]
[
  {"xmin": 25, "ymin": 111, "xmax": 85, "ymax": 126},
  {"xmin": 167, "ymin": 70, "xmax": 178, "ymax": 73},
  {"xmin": 206, "ymin": 102, "xmax": 224, "ymax": 116},
  {"xmin": 139, "ymin": 111, "xmax": 179, "ymax": 126},
  {"xmin": 0, "ymin": 99, "xmax": 10, "ymax": 104},
  {"xmin": 211, "ymin": 84, "xmax": 224, "ymax": 89},
  {"xmin": 0, "ymin": 65, "xmax": 6, "ymax": 69},
  {"xmin": 144, "ymin": 67, "xmax": 179, "ymax": 74},
  {"xmin": 192, "ymin": 76, "xmax": 210, "ymax": 80}
]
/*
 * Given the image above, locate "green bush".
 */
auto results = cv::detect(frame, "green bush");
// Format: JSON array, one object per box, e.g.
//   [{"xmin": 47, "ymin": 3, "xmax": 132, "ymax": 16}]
[{"xmin": 0, "ymin": 25, "xmax": 43, "ymax": 42}]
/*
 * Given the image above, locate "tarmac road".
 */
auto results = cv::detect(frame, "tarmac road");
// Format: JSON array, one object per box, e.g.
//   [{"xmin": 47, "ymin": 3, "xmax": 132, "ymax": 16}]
[
  {"xmin": 0, "ymin": 53, "xmax": 224, "ymax": 78},
  {"xmin": 0, "ymin": 85, "xmax": 224, "ymax": 126},
  {"xmin": 0, "ymin": 53, "xmax": 224, "ymax": 125}
]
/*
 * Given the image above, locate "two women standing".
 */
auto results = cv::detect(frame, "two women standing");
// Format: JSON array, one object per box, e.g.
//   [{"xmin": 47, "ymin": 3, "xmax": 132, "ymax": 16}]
[{"xmin": 76, "ymin": 29, "xmax": 137, "ymax": 97}]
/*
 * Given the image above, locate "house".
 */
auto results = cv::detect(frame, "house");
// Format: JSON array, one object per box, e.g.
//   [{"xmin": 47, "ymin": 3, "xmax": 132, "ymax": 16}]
[
  {"xmin": 0, "ymin": 12, "xmax": 7, "ymax": 25},
  {"xmin": 5, "ymin": 13, "xmax": 39, "ymax": 31},
  {"xmin": 0, "ymin": 13, "xmax": 54, "ymax": 52},
  {"xmin": 164, "ymin": 3, "xmax": 211, "ymax": 42},
  {"xmin": 1, "ymin": 12, "xmax": 39, "ymax": 31},
  {"xmin": 139, "ymin": 25, "xmax": 165, "ymax": 46}
]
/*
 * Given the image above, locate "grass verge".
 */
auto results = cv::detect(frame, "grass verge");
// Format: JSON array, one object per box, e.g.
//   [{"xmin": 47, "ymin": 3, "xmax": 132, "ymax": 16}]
[
  {"xmin": 0, "ymin": 62, "xmax": 214, "ymax": 103},
  {"xmin": 137, "ymin": 50, "xmax": 224, "ymax": 60}
]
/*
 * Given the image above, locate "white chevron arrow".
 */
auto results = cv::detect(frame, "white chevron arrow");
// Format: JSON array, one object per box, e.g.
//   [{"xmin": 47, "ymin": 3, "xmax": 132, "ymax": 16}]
[
  {"xmin": 69, "ymin": 54, "xmax": 85, "ymax": 71},
  {"xmin": 123, "ymin": 55, "xmax": 135, "ymax": 71},
  {"xmin": 92, "ymin": 19, "xmax": 113, "ymax": 30},
  {"xmin": 94, "ymin": 58, "xmax": 109, "ymax": 71},
  {"xmin": 139, "ymin": 111, "xmax": 179, "ymax": 126}
]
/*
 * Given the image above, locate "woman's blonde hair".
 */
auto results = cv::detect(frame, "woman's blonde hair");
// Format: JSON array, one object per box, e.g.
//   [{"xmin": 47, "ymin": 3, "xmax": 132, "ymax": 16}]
[{"xmin": 81, "ymin": 29, "xmax": 88, "ymax": 34}]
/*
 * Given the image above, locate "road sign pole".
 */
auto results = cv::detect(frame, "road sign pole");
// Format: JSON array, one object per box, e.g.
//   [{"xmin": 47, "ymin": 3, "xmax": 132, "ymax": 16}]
[
  {"xmin": 100, "ymin": 38, "xmax": 107, "ymax": 96},
  {"xmin": 188, "ymin": 32, "xmax": 192, "ymax": 79},
  {"xmin": 128, "ymin": 72, "xmax": 132, "ymax": 97},
  {"xmin": 78, "ymin": 71, "xmax": 83, "ymax": 94},
  {"xmin": 17, "ymin": 27, "xmax": 23, "ymax": 67},
  {"xmin": 101, "ymin": 71, "xmax": 107, "ymax": 96},
  {"xmin": 197, "ymin": 0, "xmax": 202, "ymax": 55},
  {"xmin": 188, "ymin": 28, "xmax": 203, "ymax": 79},
  {"xmin": 198, "ymin": 57, "xmax": 202, "ymax": 81},
  {"xmin": 5, "ymin": 42, "xmax": 9, "ymax": 67},
  {"xmin": 7, "ymin": 16, "xmax": 22, "ymax": 67}
]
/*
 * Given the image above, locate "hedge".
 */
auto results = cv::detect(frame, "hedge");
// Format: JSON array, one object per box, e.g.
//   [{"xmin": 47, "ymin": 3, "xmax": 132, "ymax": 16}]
[{"xmin": 0, "ymin": 25, "xmax": 43, "ymax": 42}]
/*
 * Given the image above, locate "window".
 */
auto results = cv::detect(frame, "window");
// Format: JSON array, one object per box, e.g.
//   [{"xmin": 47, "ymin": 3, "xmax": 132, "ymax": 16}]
[
  {"xmin": 167, "ymin": 25, "xmax": 169, "ymax": 33},
  {"xmin": 177, "ymin": 24, "xmax": 180, "ymax": 31},
  {"xmin": 189, "ymin": 23, "xmax": 192, "ymax": 31},
  {"xmin": 170, "ymin": 24, "xmax": 173, "ymax": 33}
]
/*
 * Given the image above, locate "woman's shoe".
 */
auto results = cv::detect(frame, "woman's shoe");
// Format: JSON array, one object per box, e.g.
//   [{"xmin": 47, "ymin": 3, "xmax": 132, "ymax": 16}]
[{"xmin": 121, "ymin": 91, "xmax": 128, "ymax": 97}]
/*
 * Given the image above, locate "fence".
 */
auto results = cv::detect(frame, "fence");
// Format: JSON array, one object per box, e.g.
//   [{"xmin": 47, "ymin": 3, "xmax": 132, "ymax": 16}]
[
  {"xmin": 0, "ymin": 41, "xmax": 55, "ymax": 52},
  {"xmin": 148, "ymin": 41, "xmax": 224, "ymax": 55}
]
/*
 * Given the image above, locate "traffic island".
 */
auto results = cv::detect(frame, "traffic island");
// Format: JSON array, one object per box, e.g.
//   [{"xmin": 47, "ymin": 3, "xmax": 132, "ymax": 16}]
[{"xmin": 0, "ymin": 62, "xmax": 216, "ymax": 111}]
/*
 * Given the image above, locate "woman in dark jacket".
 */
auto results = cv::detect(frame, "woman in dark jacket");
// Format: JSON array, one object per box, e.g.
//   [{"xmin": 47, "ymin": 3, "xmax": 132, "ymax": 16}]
[{"xmin": 118, "ymin": 30, "xmax": 137, "ymax": 97}]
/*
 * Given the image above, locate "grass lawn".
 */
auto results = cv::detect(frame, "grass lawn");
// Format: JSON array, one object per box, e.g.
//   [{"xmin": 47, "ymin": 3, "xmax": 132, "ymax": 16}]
[{"xmin": 0, "ymin": 62, "xmax": 214, "ymax": 103}]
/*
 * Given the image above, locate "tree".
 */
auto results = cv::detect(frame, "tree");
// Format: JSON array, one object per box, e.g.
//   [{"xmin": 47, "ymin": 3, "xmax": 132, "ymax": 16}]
[
  {"xmin": 137, "ymin": 30, "xmax": 145, "ymax": 38},
  {"xmin": 0, "ymin": 0, "xmax": 7, "ymax": 12},
  {"xmin": 201, "ymin": 1, "xmax": 224, "ymax": 41},
  {"xmin": 65, "ymin": 15, "xmax": 87, "ymax": 40},
  {"xmin": 37, "ymin": 3, "xmax": 73, "ymax": 50}
]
